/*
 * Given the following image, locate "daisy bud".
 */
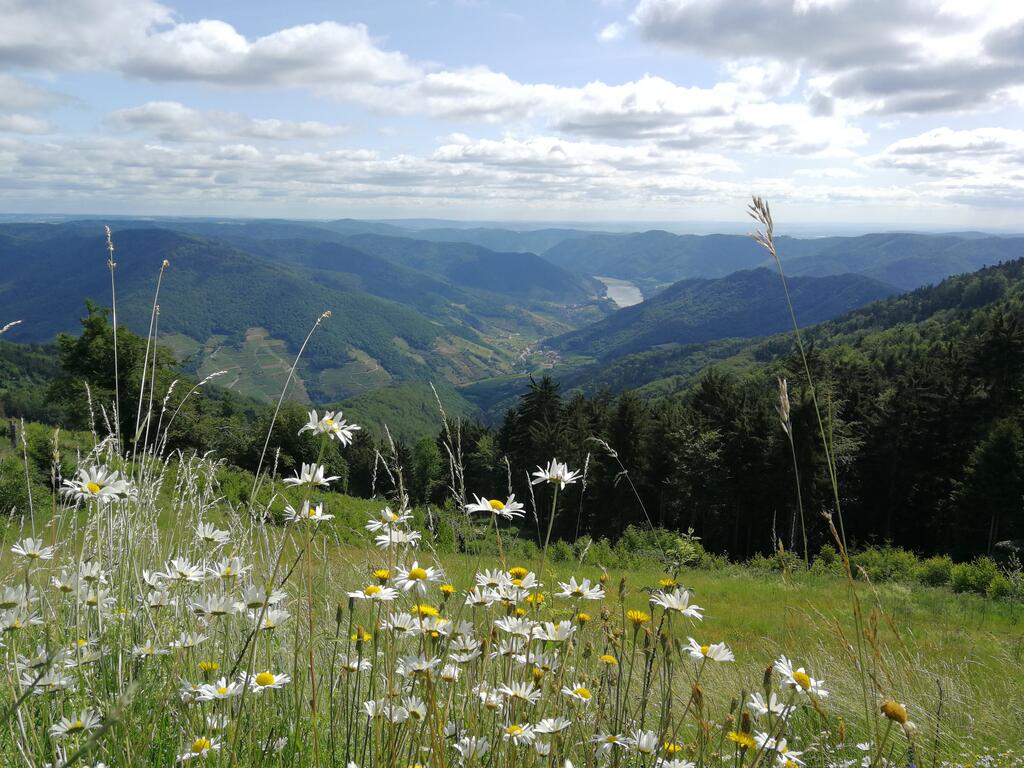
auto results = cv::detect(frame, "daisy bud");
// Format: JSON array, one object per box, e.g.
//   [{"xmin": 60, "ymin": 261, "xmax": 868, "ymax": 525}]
[
  {"xmin": 691, "ymin": 683, "xmax": 703, "ymax": 710},
  {"xmin": 837, "ymin": 717, "xmax": 846, "ymax": 743},
  {"xmin": 763, "ymin": 663, "xmax": 774, "ymax": 694},
  {"xmin": 618, "ymin": 576, "xmax": 627, "ymax": 601},
  {"xmin": 740, "ymin": 711, "xmax": 751, "ymax": 733},
  {"xmin": 336, "ymin": 603, "xmax": 345, "ymax": 624}
]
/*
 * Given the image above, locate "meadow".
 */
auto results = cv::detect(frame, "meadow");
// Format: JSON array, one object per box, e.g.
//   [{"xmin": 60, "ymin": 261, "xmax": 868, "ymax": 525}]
[{"xmin": 1, "ymin": 204, "xmax": 1022, "ymax": 768}]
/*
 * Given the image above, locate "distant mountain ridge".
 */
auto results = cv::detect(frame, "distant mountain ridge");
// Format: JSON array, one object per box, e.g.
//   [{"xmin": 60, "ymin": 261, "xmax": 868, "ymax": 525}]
[{"xmin": 548, "ymin": 268, "xmax": 898, "ymax": 361}]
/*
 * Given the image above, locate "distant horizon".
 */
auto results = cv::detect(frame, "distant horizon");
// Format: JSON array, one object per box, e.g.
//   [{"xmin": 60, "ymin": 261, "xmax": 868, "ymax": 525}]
[{"xmin": 1, "ymin": 210, "xmax": 1021, "ymax": 239}]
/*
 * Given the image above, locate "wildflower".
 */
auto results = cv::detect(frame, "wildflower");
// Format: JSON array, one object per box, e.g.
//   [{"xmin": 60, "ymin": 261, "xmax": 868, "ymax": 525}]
[
  {"xmin": 503, "ymin": 724, "xmax": 536, "ymax": 745},
  {"xmin": 658, "ymin": 577, "xmax": 678, "ymax": 588},
  {"xmin": 11, "ymin": 537, "xmax": 56, "ymax": 561},
  {"xmin": 252, "ymin": 608, "xmax": 291, "ymax": 631},
  {"xmin": 476, "ymin": 569, "xmax": 507, "ymax": 589},
  {"xmin": 685, "ymin": 638, "xmax": 734, "ymax": 662},
  {"xmin": 633, "ymin": 730, "xmax": 660, "ymax": 755},
  {"xmin": 499, "ymin": 682, "xmax": 543, "ymax": 705},
  {"xmin": 535, "ymin": 717, "xmax": 572, "ymax": 734},
  {"xmin": 747, "ymin": 692, "xmax": 794, "ymax": 720},
  {"xmin": 465, "ymin": 586, "xmax": 498, "ymax": 607},
  {"xmin": 727, "ymin": 731, "xmax": 756, "ymax": 749},
  {"xmin": 198, "ymin": 661, "xmax": 220, "ymax": 674},
  {"xmin": 627, "ymin": 609, "xmax": 650, "ymax": 626},
  {"xmin": 495, "ymin": 616, "xmax": 536, "ymax": 637},
  {"xmin": 197, "ymin": 677, "xmax": 243, "ymax": 701},
  {"xmin": 440, "ymin": 583, "xmax": 456, "ymax": 595},
  {"xmin": 365, "ymin": 507, "xmax": 412, "ymax": 532},
  {"xmin": 78, "ymin": 561, "xmax": 107, "ymax": 584},
  {"xmin": 374, "ymin": 528, "xmax": 421, "ymax": 549},
  {"xmin": 283, "ymin": 462, "xmax": 338, "ymax": 488},
  {"xmin": 238, "ymin": 585, "xmax": 286, "ymax": 610},
  {"xmin": 1, "ymin": 608, "xmax": 43, "ymax": 632},
  {"xmin": 455, "ymin": 737, "xmax": 490, "ymax": 760},
  {"xmin": 509, "ymin": 566, "xmax": 529, "ymax": 579},
  {"xmin": 208, "ymin": 557, "xmax": 248, "ymax": 580},
  {"xmin": 398, "ymin": 654, "xmax": 442, "ymax": 677},
  {"xmin": 880, "ymin": 699, "xmax": 908, "ymax": 725},
  {"xmin": 162, "ymin": 558, "xmax": 206, "ymax": 583},
  {"xmin": 534, "ymin": 621, "xmax": 575, "ymax": 642},
  {"xmin": 50, "ymin": 710, "xmax": 102, "ymax": 740},
  {"xmin": 348, "ymin": 584, "xmax": 398, "ymax": 602},
  {"xmin": 556, "ymin": 576, "xmax": 604, "ymax": 601},
  {"xmin": 372, "ymin": 568, "xmax": 391, "ymax": 582},
  {"xmin": 284, "ymin": 500, "xmax": 334, "ymax": 522},
  {"xmin": 299, "ymin": 409, "xmax": 360, "ymax": 445},
  {"xmin": 21, "ymin": 670, "xmax": 76, "ymax": 694},
  {"xmin": 599, "ymin": 654, "xmax": 618, "ymax": 666},
  {"xmin": 169, "ymin": 632, "xmax": 209, "ymax": 650},
  {"xmin": 363, "ymin": 699, "xmax": 408, "ymax": 723},
  {"xmin": 440, "ymin": 663, "xmax": 461, "ymax": 682},
  {"xmin": 62, "ymin": 465, "xmax": 130, "ymax": 504},
  {"xmin": 177, "ymin": 736, "xmax": 221, "ymax": 762},
  {"xmin": 404, "ymin": 696, "xmax": 428, "ymax": 721},
  {"xmin": 562, "ymin": 683, "xmax": 594, "ymax": 703},
  {"xmin": 754, "ymin": 733, "xmax": 804, "ymax": 766},
  {"xmin": 394, "ymin": 561, "xmax": 444, "ymax": 595},
  {"xmin": 244, "ymin": 670, "xmax": 291, "ymax": 692},
  {"xmin": 466, "ymin": 493, "xmax": 526, "ymax": 520},
  {"xmin": 339, "ymin": 655, "xmax": 372, "ymax": 673},
  {"xmin": 774, "ymin": 656, "xmax": 829, "ymax": 698},
  {"xmin": 649, "ymin": 588, "xmax": 703, "ymax": 620},
  {"xmin": 531, "ymin": 459, "xmax": 581, "ymax": 490},
  {"xmin": 194, "ymin": 522, "xmax": 230, "ymax": 547},
  {"xmin": 132, "ymin": 641, "xmax": 169, "ymax": 659},
  {"xmin": 191, "ymin": 594, "xmax": 237, "ymax": 618},
  {"xmin": 593, "ymin": 733, "xmax": 631, "ymax": 754}
]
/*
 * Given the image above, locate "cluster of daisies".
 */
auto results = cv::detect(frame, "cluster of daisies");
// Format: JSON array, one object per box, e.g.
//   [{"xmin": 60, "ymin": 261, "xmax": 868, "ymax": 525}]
[{"xmin": 0, "ymin": 408, "xmax": 917, "ymax": 767}]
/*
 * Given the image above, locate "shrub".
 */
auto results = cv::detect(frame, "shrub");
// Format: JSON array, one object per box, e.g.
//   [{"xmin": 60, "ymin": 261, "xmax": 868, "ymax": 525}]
[
  {"xmin": 548, "ymin": 539, "xmax": 574, "ymax": 562},
  {"xmin": 916, "ymin": 555, "xmax": 954, "ymax": 587},
  {"xmin": 951, "ymin": 557, "xmax": 1000, "ymax": 594},
  {"xmin": 986, "ymin": 573, "xmax": 1013, "ymax": 600},
  {"xmin": 852, "ymin": 545, "xmax": 918, "ymax": 582}
]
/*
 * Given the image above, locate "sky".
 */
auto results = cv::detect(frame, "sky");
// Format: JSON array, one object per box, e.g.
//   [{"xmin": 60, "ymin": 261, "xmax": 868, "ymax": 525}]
[{"xmin": 2, "ymin": 0, "xmax": 1024, "ymax": 228}]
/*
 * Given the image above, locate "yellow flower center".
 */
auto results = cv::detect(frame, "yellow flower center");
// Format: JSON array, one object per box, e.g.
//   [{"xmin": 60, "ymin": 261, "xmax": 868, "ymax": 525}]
[
  {"xmin": 664, "ymin": 742, "xmax": 682, "ymax": 754},
  {"xmin": 191, "ymin": 738, "xmax": 211, "ymax": 754},
  {"xmin": 365, "ymin": 585, "xmax": 382, "ymax": 596},
  {"xmin": 69, "ymin": 720, "xmax": 84, "ymax": 732},
  {"xmin": 325, "ymin": 418, "xmax": 334, "ymax": 425},
  {"xmin": 255, "ymin": 672, "xmax": 275, "ymax": 686},
  {"xmin": 223, "ymin": 567, "xmax": 233, "ymax": 576},
  {"xmin": 387, "ymin": 511, "xmax": 398, "ymax": 521},
  {"xmin": 793, "ymin": 671, "xmax": 811, "ymax": 690},
  {"xmin": 308, "ymin": 506, "xmax": 318, "ymax": 517},
  {"xmin": 86, "ymin": 482, "xmax": 101, "ymax": 494},
  {"xmin": 574, "ymin": 686, "xmax": 592, "ymax": 699},
  {"xmin": 489, "ymin": 499, "xmax": 505, "ymax": 511},
  {"xmin": 409, "ymin": 567, "xmax": 428, "ymax": 581},
  {"xmin": 880, "ymin": 700, "xmax": 908, "ymax": 724},
  {"xmin": 77, "ymin": 638, "xmax": 88, "ymax": 647},
  {"xmin": 700, "ymin": 644, "xmax": 710, "ymax": 656},
  {"xmin": 505, "ymin": 725, "xmax": 524, "ymax": 736},
  {"xmin": 217, "ymin": 686, "xmax": 228, "ymax": 696},
  {"xmin": 605, "ymin": 735, "xmax": 619, "ymax": 743}
]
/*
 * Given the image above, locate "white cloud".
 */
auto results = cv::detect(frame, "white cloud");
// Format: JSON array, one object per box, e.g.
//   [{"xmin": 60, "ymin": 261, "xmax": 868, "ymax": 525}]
[
  {"xmin": 0, "ymin": 74, "xmax": 67, "ymax": 110},
  {"xmin": 0, "ymin": 113, "xmax": 50, "ymax": 134},
  {"xmin": 110, "ymin": 101, "xmax": 348, "ymax": 142},
  {"xmin": 628, "ymin": 0, "xmax": 1024, "ymax": 114},
  {"xmin": 598, "ymin": 22, "xmax": 626, "ymax": 41},
  {"xmin": 871, "ymin": 127, "xmax": 1024, "ymax": 178}
]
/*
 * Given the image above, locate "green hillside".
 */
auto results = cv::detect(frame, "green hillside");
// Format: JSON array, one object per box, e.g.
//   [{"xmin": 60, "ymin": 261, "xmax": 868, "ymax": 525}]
[{"xmin": 549, "ymin": 268, "xmax": 896, "ymax": 362}]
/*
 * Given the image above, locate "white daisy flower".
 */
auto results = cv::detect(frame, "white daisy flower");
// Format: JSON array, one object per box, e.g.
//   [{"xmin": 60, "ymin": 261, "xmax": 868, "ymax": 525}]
[
  {"xmin": 196, "ymin": 677, "xmax": 243, "ymax": 701},
  {"xmin": 177, "ymin": 736, "xmax": 221, "ymax": 762},
  {"xmin": 62, "ymin": 465, "xmax": 130, "ymax": 504},
  {"xmin": 502, "ymin": 723, "xmax": 536, "ymax": 745},
  {"xmin": 556, "ymin": 576, "xmax": 604, "ymax": 601},
  {"xmin": 530, "ymin": 459, "xmax": 581, "ymax": 490},
  {"xmin": 284, "ymin": 500, "xmax": 334, "ymax": 522},
  {"xmin": 11, "ymin": 537, "xmax": 56, "ymax": 561},
  {"xmin": 685, "ymin": 638, "xmax": 734, "ymax": 662},
  {"xmin": 774, "ymin": 655, "xmax": 829, "ymax": 698},
  {"xmin": 499, "ymin": 681, "xmax": 542, "ymax": 705},
  {"xmin": 49, "ymin": 709, "xmax": 102, "ymax": 740},
  {"xmin": 535, "ymin": 717, "xmax": 572, "ymax": 734},
  {"xmin": 394, "ymin": 561, "xmax": 444, "ymax": 594},
  {"xmin": 747, "ymin": 692, "xmax": 794, "ymax": 720},
  {"xmin": 347, "ymin": 584, "xmax": 398, "ymax": 601},
  {"xmin": 455, "ymin": 736, "xmax": 490, "ymax": 760},
  {"xmin": 365, "ymin": 506, "xmax": 412, "ymax": 532},
  {"xmin": 649, "ymin": 588, "xmax": 704, "ymax": 620},
  {"xmin": 374, "ymin": 528, "xmax": 422, "ymax": 549},
  {"xmin": 283, "ymin": 462, "xmax": 338, "ymax": 488},
  {"xmin": 592, "ymin": 733, "xmax": 631, "ymax": 754},
  {"xmin": 465, "ymin": 494, "xmax": 526, "ymax": 520},
  {"xmin": 299, "ymin": 409, "xmax": 361, "ymax": 445},
  {"xmin": 561, "ymin": 683, "xmax": 595, "ymax": 703},
  {"xmin": 194, "ymin": 522, "xmax": 231, "ymax": 547},
  {"xmin": 242, "ymin": 670, "xmax": 291, "ymax": 692}
]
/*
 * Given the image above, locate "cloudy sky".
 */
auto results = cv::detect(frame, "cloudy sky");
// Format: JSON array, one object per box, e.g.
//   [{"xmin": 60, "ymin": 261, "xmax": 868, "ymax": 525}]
[{"xmin": 2, "ymin": 0, "xmax": 1024, "ymax": 228}]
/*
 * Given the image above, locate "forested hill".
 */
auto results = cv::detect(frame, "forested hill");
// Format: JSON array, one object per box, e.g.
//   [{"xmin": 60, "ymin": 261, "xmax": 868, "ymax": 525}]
[
  {"xmin": 549, "ymin": 268, "xmax": 896, "ymax": 361},
  {"xmin": 455, "ymin": 257, "xmax": 1024, "ymax": 561},
  {"xmin": 0, "ymin": 223, "xmax": 606, "ymax": 404}
]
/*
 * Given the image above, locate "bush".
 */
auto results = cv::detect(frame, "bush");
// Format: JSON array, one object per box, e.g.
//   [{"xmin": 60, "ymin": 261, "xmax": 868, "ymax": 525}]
[
  {"xmin": 548, "ymin": 539, "xmax": 574, "ymax": 563},
  {"xmin": 852, "ymin": 545, "xmax": 918, "ymax": 582},
  {"xmin": 951, "ymin": 557, "xmax": 1000, "ymax": 594},
  {"xmin": 916, "ymin": 555, "xmax": 954, "ymax": 587},
  {"xmin": 987, "ymin": 573, "xmax": 1013, "ymax": 600}
]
